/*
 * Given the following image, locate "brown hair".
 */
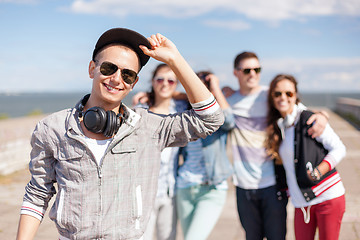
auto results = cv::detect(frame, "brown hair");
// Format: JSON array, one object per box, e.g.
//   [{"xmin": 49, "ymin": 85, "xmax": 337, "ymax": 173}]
[
  {"xmin": 196, "ymin": 70, "xmax": 213, "ymax": 90},
  {"xmin": 234, "ymin": 52, "xmax": 259, "ymax": 69},
  {"xmin": 265, "ymin": 74, "xmax": 300, "ymax": 163}
]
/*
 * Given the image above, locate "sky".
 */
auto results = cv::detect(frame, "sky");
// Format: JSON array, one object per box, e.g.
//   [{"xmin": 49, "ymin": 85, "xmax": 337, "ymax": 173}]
[{"xmin": 0, "ymin": 0, "xmax": 360, "ymax": 94}]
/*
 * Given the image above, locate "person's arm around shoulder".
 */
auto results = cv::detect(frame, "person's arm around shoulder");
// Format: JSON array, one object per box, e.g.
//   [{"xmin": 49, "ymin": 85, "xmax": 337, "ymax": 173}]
[
  {"xmin": 207, "ymin": 74, "xmax": 230, "ymax": 110},
  {"xmin": 222, "ymin": 86, "xmax": 236, "ymax": 98},
  {"xmin": 172, "ymin": 91, "xmax": 188, "ymax": 101},
  {"xmin": 298, "ymin": 103, "xmax": 329, "ymax": 138},
  {"xmin": 207, "ymin": 74, "xmax": 235, "ymax": 130},
  {"xmin": 132, "ymin": 91, "xmax": 187, "ymax": 107},
  {"xmin": 306, "ymin": 110, "xmax": 329, "ymax": 138},
  {"xmin": 132, "ymin": 91, "xmax": 149, "ymax": 107}
]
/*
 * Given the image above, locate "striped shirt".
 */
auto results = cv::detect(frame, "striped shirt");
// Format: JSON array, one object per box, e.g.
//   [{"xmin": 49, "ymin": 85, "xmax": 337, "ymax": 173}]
[
  {"xmin": 227, "ymin": 86, "xmax": 276, "ymax": 189},
  {"xmin": 176, "ymin": 139, "xmax": 207, "ymax": 189}
]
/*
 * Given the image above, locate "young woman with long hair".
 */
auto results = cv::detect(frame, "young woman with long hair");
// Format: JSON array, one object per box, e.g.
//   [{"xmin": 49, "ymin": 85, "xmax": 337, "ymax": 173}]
[
  {"xmin": 136, "ymin": 63, "xmax": 183, "ymax": 240},
  {"xmin": 265, "ymin": 74, "xmax": 346, "ymax": 240}
]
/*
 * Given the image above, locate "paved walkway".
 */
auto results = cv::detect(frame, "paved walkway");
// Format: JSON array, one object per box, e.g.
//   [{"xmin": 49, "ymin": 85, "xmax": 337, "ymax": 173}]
[{"xmin": 0, "ymin": 110, "xmax": 359, "ymax": 239}]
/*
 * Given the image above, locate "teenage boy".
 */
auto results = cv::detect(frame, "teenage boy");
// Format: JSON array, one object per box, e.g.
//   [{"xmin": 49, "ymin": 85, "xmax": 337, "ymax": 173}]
[{"xmin": 16, "ymin": 28, "xmax": 224, "ymax": 240}]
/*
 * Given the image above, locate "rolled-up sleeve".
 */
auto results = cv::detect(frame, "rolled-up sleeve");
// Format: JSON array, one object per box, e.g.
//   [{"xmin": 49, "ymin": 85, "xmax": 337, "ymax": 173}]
[
  {"xmin": 21, "ymin": 121, "xmax": 57, "ymax": 221},
  {"xmin": 154, "ymin": 95, "xmax": 224, "ymax": 149},
  {"xmin": 316, "ymin": 124, "xmax": 346, "ymax": 170}
]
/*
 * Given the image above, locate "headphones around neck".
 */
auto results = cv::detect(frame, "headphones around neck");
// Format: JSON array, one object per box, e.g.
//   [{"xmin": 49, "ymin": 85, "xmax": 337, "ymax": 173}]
[
  {"xmin": 277, "ymin": 114, "xmax": 295, "ymax": 129},
  {"xmin": 276, "ymin": 105, "xmax": 299, "ymax": 139},
  {"xmin": 78, "ymin": 94, "xmax": 127, "ymax": 137}
]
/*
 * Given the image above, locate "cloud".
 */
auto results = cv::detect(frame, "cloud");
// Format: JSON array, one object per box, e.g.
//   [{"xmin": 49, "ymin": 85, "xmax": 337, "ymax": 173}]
[
  {"xmin": 263, "ymin": 57, "xmax": 360, "ymax": 71},
  {"xmin": 67, "ymin": 0, "xmax": 360, "ymax": 21},
  {"xmin": 261, "ymin": 57, "xmax": 360, "ymax": 92},
  {"xmin": 322, "ymin": 71, "xmax": 354, "ymax": 83},
  {"xmin": 197, "ymin": 56, "xmax": 360, "ymax": 92},
  {"xmin": 69, "ymin": 0, "xmax": 215, "ymax": 18}
]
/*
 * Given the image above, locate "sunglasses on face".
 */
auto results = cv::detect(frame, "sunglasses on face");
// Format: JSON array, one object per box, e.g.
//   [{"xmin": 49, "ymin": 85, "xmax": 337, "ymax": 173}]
[
  {"xmin": 99, "ymin": 61, "xmax": 138, "ymax": 84},
  {"xmin": 154, "ymin": 77, "xmax": 177, "ymax": 85},
  {"xmin": 272, "ymin": 91, "xmax": 295, "ymax": 98},
  {"xmin": 237, "ymin": 67, "xmax": 262, "ymax": 74}
]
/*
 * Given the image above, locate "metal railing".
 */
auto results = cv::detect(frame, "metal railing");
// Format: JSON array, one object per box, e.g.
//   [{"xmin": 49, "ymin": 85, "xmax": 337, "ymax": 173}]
[{"xmin": 336, "ymin": 97, "xmax": 360, "ymax": 128}]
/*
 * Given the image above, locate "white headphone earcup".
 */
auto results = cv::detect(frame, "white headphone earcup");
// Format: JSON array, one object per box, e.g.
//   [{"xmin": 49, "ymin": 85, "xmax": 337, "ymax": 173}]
[{"xmin": 283, "ymin": 114, "xmax": 295, "ymax": 128}]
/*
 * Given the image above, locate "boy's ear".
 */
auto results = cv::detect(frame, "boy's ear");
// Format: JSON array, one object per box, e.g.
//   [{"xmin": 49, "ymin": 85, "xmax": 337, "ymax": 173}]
[
  {"xmin": 233, "ymin": 69, "xmax": 238, "ymax": 77},
  {"xmin": 130, "ymin": 77, "xmax": 139, "ymax": 91},
  {"xmin": 89, "ymin": 60, "xmax": 96, "ymax": 78}
]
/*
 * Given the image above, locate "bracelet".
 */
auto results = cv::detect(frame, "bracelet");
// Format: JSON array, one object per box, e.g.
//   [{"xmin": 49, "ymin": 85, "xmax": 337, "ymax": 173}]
[
  {"xmin": 310, "ymin": 168, "xmax": 321, "ymax": 181},
  {"xmin": 310, "ymin": 171, "xmax": 317, "ymax": 180},
  {"xmin": 315, "ymin": 166, "xmax": 322, "ymax": 179}
]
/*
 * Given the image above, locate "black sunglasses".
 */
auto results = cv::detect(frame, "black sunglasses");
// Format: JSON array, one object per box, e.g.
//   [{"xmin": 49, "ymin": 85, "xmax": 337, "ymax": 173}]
[
  {"xmin": 98, "ymin": 61, "xmax": 138, "ymax": 84},
  {"xmin": 237, "ymin": 67, "xmax": 262, "ymax": 74},
  {"xmin": 273, "ymin": 91, "xmax": 295, "ymax": 98}
]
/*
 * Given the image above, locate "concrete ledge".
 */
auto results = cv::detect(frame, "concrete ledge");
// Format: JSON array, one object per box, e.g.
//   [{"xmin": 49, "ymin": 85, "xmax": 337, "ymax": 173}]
[{"xmin": 0, "ymin": 115, "xmax": 45, "ymax": 175}]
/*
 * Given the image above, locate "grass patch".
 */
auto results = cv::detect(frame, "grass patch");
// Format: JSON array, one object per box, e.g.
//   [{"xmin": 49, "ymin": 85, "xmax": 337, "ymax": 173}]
[
  {"xmin": 0, "ymin": 174, "xmax": 14, "ymax": 184},
  {"xmin": 27, "ymin": 109, "xmax": 43, "ymax": 116},
  {"xmin": 0, "ymin": 113, "xmax": 9, "ymax": 120}
]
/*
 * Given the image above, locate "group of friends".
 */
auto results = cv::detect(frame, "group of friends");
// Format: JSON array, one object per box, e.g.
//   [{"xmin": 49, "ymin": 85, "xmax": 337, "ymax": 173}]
[{"xmin": 16, "ymin": 27, "xmax": 346, "ymax": 240}]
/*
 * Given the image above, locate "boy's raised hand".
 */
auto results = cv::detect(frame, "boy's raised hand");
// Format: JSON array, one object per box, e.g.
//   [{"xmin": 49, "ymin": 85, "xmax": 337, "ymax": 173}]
[
  {"xmin": 140, "ymin": 33, "xmax": 212, "ymax": 104},
  {"xmin": 139, "ymin": 33, "xmax": 179, "ymax": 64}
]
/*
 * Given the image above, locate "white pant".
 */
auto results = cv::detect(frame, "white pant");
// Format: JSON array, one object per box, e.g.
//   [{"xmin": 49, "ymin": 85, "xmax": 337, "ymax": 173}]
[{"xmin": 143, "ymin": 195, "xmax": 177, "ymax": 240}]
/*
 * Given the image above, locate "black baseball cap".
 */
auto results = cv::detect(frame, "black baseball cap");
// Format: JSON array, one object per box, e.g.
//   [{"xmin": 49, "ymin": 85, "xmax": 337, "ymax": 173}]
[{"xmin": 92, "ymin": 28, "xmax": 151, "ymax": 69}]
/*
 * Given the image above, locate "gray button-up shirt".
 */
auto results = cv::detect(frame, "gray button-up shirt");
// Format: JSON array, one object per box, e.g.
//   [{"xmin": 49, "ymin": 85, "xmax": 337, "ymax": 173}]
[{"xmin": 21, "ymin": 96, "xmax": 224, "ymax": 240}]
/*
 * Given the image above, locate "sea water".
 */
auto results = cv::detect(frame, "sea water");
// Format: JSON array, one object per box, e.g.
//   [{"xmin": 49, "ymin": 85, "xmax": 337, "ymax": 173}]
[{"xmin": 0, "ymin": 91, "xmax": 359, "ymax": 118}]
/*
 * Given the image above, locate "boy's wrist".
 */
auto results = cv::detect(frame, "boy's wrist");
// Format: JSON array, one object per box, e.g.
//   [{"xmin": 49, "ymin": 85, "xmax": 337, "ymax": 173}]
[
  {"xmin": 318, "ymin": 110, "xmax": 329, "ymax": 120},
  {"xmin": 164, "ymin": 50, "xmax": 182, "ymax": 68}
]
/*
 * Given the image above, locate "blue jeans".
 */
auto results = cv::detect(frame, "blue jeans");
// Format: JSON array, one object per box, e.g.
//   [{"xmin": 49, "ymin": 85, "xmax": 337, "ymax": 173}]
[
  {"xmin": 236, "ymin": 185, "xmax": 288, "ymax": 240},
  {"xmin": 176, "ymin": 185, "xmax": 227, "ymax": 240}
]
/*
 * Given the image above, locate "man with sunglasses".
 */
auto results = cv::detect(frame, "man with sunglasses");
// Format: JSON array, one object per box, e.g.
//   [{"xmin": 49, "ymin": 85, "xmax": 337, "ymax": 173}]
[
  {"xmin": 16, "ymin": 28, "xmax": 224, "ymax": 240},
  {"xmin": 226, "ymin": 51, "xmax": 328, "ymax": 240}
]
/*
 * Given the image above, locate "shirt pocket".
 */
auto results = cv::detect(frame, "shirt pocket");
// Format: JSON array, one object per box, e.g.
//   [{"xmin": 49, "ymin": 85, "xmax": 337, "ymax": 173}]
[
  {"xmin": 111, "ymin": 142, "xmax": 138, "ymax": 168},
  {"xmin": 57, "ymin": 141, "xmax": 84, "ymax": 161},
  {"xmin": 56, "ymin": 141, "xmax": 85, "ymax": 180},
  {"xmin": 111, "ymin": 144, "xmax": 137, "ymax": 154}
]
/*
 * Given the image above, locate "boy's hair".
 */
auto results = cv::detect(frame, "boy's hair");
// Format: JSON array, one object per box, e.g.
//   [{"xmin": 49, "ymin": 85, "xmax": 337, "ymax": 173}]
[{"xmin": 234, "ymin": 52, "xmax": 259, "ymax": 69}]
